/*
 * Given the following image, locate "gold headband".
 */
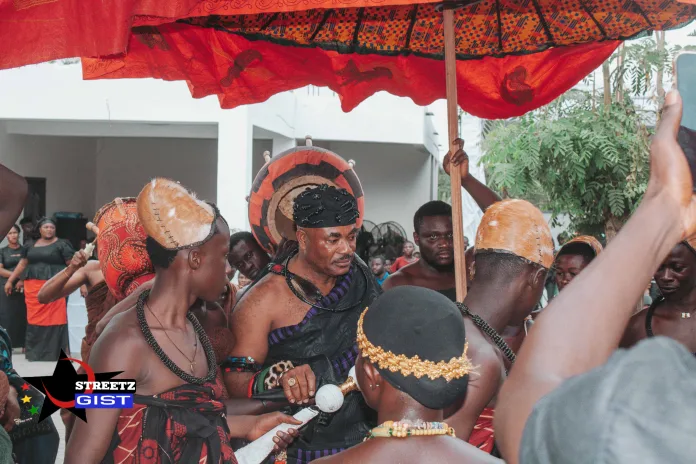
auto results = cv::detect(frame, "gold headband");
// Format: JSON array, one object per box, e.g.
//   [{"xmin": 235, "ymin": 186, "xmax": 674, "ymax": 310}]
[{"xmin": 356, "ymin": 307, "xmax": 473, "ymax": 382}]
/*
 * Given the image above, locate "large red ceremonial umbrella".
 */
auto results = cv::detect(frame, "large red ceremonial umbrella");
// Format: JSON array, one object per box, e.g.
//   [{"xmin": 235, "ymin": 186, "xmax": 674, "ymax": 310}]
[{"xmin": 1, "ymin": 0, "xmax": 694, "ymax": 300}]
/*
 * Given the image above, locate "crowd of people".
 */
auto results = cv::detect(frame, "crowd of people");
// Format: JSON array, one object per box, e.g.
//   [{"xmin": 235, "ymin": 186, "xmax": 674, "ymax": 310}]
[{"xmin": 0, "ymin": 91, "xmax": 691, "ymax": 463}]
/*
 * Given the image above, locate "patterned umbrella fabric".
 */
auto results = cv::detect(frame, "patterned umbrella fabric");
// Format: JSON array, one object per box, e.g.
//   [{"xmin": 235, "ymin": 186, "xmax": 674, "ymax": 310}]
[{"xmin": 1, "ymin": 1, "xmax": 693, "ymax": 118}]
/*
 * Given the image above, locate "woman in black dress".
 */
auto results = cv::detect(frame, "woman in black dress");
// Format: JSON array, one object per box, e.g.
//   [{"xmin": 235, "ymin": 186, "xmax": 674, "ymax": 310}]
[
  {"xmin": 0, "ymin": 224, "xmax": 27, "ymax": 349},
  {"xmin": 5, "ymin": 218, "xmax": 74, "ymax": 361}
]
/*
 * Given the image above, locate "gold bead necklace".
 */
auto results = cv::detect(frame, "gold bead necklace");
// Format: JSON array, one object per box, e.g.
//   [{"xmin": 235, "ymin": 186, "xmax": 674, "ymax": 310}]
[{"xmin": 367, "ymin": 420, "xmax": 455, "ymax": 439}]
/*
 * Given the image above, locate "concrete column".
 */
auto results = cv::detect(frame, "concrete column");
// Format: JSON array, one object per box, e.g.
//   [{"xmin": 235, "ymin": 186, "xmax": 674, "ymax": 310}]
[
  {"xmin": 271, "ymin": 135, "xmax": 296, "ymax": 156},
  {"xmin": 217, "ymin": 107, "xmax": 252, "ymax": 231}
]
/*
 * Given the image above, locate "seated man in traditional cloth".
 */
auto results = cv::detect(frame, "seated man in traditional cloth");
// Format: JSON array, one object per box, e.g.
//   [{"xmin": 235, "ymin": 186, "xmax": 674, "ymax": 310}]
[
  {"xmin": 66, "ymin": 179, "xmax": 301, "ymax": 464},
  {"xmin": 316, "ymin": 286, "xmax": 501, "ymax": 464},
  {"xmin": 227, "ymin": 184, "xmax": 381, "ymax": 463},
  {"xmin": 447, "ymin": 200, "xmax": 552, "ymax": 454},
  {"xmin": 621, "ymin": 236, "xmax": 696, "ymax": 354}
]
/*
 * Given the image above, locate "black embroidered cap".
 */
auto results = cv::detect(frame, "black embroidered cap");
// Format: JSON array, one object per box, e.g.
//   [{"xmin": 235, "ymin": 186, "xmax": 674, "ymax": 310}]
[{"xmin": 293, "ymin": 184, "xmax": 360, "ymax": 229}]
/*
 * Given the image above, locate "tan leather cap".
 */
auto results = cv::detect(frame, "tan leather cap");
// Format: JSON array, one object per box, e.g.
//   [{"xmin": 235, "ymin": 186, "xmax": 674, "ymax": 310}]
[
  {"xmin": 475, "ymin": 199, "xmax": 553, "ymax": 269},
  {"xmin": 136, "ymin": 178, "xmax": 215, "ymax": 250}
]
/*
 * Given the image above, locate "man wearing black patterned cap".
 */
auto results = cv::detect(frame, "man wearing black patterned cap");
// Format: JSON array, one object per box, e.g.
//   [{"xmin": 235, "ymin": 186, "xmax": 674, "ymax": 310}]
[{"xmin": 227, "ymin": 184, "xmax": 381, "ymax": 463}]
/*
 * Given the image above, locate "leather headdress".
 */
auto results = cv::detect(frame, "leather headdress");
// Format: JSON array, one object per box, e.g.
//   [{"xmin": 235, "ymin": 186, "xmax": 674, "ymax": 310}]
[
  {"xmin": 557, "ymin": 235, "xmax": 603, "ymax": 259},
  {"xmin": 475, "ymin": 199, "xmax": 554, "ymax": 269},
  {"xmin": 137, "ymin": 178, "xmax": 217, "ymax": 250}
]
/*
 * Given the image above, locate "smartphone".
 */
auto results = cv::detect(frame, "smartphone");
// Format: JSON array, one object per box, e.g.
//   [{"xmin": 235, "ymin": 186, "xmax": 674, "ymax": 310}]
[{"xmin": 675, "ymin": 51, "xmax": 696, "ymax": 190}]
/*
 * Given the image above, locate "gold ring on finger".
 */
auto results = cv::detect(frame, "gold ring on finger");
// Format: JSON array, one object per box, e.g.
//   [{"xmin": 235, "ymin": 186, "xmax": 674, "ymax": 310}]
[{"xmin": 287, "ymin": 377, "xmax": 297, "ymax": 387}]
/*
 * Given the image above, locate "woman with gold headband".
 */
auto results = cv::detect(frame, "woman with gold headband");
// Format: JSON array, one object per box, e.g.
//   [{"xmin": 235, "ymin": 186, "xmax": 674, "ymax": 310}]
[
  {"xmin": 316, "ymin": 286, "xmax": 500, "ymax": 463},
  {"xmin": 66, "ymin": 179, "xmax": 301, "ymax": 463}
]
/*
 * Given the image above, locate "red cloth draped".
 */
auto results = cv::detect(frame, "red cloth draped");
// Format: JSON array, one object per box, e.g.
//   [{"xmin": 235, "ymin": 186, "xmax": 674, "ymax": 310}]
[
  {"xmin": 23, "ymin": 279, "xmax": 66, "ymax": 326},
  {"xmin": 0, "ymin": 0, "xmax": 438, "ymax": 70},
  {"xmin": 105, "ymin": 376, "xmax": 236, "ymax": 464},
  {"xmin": 82, "ymin": 24, "xmax": 618, "ymax": 119},
  {"xmin": 469, "ymin": 407, "xmax": 495, "ymax": 454}
]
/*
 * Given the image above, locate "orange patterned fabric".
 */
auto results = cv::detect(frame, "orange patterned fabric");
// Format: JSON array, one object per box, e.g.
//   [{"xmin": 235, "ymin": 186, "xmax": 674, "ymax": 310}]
[
  {"xmin": 93, "ymin": 198, "xmax": 155, "ymax": 301},
  {"xmin": 78, "ymin": 0, "xmax": 696, "ymax": 117},
  {"xmin": 469, "ymin": 407, "xmax": 495, "ymax": 454}
]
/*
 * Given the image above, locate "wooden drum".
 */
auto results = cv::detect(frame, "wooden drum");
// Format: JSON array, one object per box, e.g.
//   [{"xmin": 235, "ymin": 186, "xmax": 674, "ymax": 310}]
[
  {"xmin": 93, "ymin": 198, "xmax": 155, "ymax": 300},
  {"xmin": 249, "ymin": 146, "xmax": 364, "ymax": 253}
]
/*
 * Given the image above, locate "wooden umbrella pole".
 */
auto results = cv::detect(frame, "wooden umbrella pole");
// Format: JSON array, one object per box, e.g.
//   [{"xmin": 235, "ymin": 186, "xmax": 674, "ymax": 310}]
[{"xmin": 443, "ymin": 7, "xmax": 467, "ymax": 302}]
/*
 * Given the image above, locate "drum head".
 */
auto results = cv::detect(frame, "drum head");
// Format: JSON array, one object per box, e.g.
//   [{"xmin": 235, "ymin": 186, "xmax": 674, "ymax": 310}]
[{"xmin": 249, "ymin": 147, "xmax": 364, "ymax": 253}]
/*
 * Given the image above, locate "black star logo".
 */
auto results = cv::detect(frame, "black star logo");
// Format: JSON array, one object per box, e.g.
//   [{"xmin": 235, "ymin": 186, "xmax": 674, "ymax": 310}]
[{"xmin": 22, "ymin": 350, "xmax": 123, "ymax": 422}]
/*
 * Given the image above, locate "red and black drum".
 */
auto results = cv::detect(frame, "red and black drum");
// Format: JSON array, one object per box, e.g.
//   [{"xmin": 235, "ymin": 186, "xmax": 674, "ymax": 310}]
[
  {"xmin": 249, "ymin": 146, "xmax": 364, "ymax": 253},
  {"xmin": 93, "ymin": 198, "xmax": 155, "ymax": 300}
]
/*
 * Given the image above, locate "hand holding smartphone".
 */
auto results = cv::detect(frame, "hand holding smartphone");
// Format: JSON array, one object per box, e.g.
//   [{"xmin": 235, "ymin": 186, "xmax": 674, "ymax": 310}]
[{"xmin": 675, "ymin": 51, "xmax": 696, "ymax": 190}]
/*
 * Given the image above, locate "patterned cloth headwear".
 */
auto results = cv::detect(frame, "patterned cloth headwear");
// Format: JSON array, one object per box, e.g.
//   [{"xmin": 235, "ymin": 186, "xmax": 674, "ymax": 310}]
[
  {"xmin": 475, "ymin": 199, "xmax": 554, "ymax": 269},
  {"xmin": 556, "ymin": 235, "xmax": 603, "ymax": 259},
  {"xmin": 293, "ymin": 184, "xmax": 359, "ymax": 229},
  {"xmin": 137, "ymin": 178, "xmax": 220, "ymax": 250},
  {"xmin": 357, "ymin": 286, "xmax": 473, "ymax": 410},
  {"xmin": 93, "ymin": 198, "xmax": 154, "ymax": 300}
]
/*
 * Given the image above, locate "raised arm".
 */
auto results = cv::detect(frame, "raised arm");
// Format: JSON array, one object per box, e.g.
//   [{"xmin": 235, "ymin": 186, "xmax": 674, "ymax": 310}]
[
  {"xmin": 38, "ymin": 251, "xmax": 92, "ymax": 304},
  {"xmin": 65, "ymin": 319, "xmax": 144, "ymax": 463},
  {"xmin": 444, "ymin": 139, "xmax": 502, "ymax": 212},
  {"xmin": 494, "ymin": 91, "xmax": 693, "ymax": 463},
  {"xmin": 0, "ymin": 165, "xmax": 28, "ymax": 239}
]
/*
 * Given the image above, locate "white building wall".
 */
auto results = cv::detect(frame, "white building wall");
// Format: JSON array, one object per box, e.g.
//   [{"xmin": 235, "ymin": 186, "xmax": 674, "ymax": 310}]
[
  {"xmin": 0, "ymin": 122, "xmax": 97, "ymax": 217},
  {"xmin": 320, "ymin": 141, "xmax": 433, "ymax": 239},
  {"xmin": 95, "ymin": 137, "xmax": 218, "ymax": 208}
]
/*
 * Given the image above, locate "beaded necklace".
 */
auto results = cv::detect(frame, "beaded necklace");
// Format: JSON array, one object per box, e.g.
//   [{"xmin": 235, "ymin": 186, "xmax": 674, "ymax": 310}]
[
  {"xmin": 457, "ymin": 303, "xmax": 516, "ymax": 368},
  {"xmin": 136, "ymin": 290, "xmax": 217, "ymax": 385},
  {"xmin": 367, "ymin": 420, "xmax": 455, "ymax": 439},
  {"xmin": 276, "ymin": 250, "xmax": 367, "ymax": 313}
]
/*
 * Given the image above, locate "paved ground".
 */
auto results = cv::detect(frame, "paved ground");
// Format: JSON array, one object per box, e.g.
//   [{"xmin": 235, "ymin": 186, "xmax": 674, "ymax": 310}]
[{"xmin": 13, "ymin": 352, "xmax": 67, "ymax": 464}]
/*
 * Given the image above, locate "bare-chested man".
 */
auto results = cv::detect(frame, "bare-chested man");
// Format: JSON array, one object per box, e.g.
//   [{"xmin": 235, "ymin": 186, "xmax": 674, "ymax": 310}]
[
  {"xmin": 383, "ymin": 140, "xmax": 499, "ymax": 298},
  {"xmin": 66, "ymin": 179, "xmax": 300, "ymax": 463},
  {"xmin": 447, "ymin": 199, "xmax": 552, "ymax": 455},
  {"xmin": 227, "ymin": 184, "xmax": 381, "ymax": 463},
  {"xmin": 621, "ymin": 239, "xmax": 696, "ymax": 354},
  {"xmin": 316, "ymin": 286, "xmax": 501, "ymax": 464}
]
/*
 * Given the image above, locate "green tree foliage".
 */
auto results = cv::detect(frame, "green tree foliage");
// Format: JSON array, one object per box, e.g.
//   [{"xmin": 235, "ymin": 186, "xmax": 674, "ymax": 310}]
[
  {"xmin": 481, "ymin": 36, "xmax": 695, "ymax": 239},
  {"xmin": 483, "ymin": 94, "xmax": 649, "ymax": 238}
]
